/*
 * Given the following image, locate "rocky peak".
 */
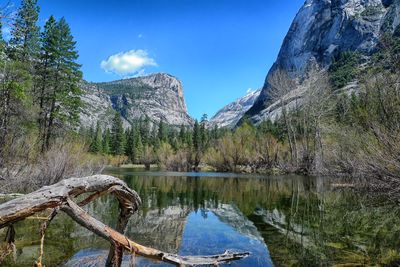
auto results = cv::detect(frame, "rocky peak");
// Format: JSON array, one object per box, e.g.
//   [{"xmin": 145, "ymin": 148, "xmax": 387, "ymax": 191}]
[
  {"xmin": 276, "ymin": 0, "xmax": 387, "ymax": 79},
  {"xmin": 139, "ymin": 73, "xmax": 184, "ymax": 97},
  {"xmin": 245, "ymin": 0, "xmax": 400, "ymax": 123},
  {"xmin": 79, "ymin": 73, "xmax": 193, "ymax": 128},
  {"xmin": 209, "ymin": 89, "xmax": 261, "ymax": 128}
]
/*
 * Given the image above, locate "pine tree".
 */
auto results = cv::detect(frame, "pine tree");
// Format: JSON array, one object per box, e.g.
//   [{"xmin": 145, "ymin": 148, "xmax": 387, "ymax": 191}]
[
  {"xmin": 134, "ymin": 128, "xmax": 143, "ymax": 163},
  {"xmin": 193, "ymin": 120, "xmax": 201, "ymax": 151},
  {"xmin": 186, "ymin": 128, "xmax": 193, "ymax": 148},
  {"xmin": 200, "ymin": 114, "xmax": 208, "ymax": 149},
  {"xmin": 192, "ymin": 120, "xmax": 202, "ymax": 170},
  {"xmin": 200, "ymin": 114, "xmax": 208, "ymax": 123},
  {"xmin": 169, "ymin": 130, "xmax": 179, "ymax": 151},
  {"xmin": 111, "ymin": 113, "xmax": 125, "ymax": 155},
  {"xmin": 149, "ymin": 124, "xmax": 159, "ymax": 148},
  {"xmin": 102, "ymin": 128, "xmax": 111, "ymax": 154},
  {"xmin": 37, "ymin": 16, "xmax": 82, "ymax": 151},
  {"xmin": 140, "ymin": 116, "xmax": 150, "ymax": 146},
  {"xmin": 210, "ymin": 125, "xmax": 219, "ymax": 141},
  {"xmin": 90, "ymin": 121, "xmax": 102, "ymax": 153},
  {"xmin": 9, "ymin": 0, "xmax": 40, "ymax": 61},
  {"xmin": 125, "ymin": 127, "xmax": 135, "ymax": 162},
  {"xmin": 36, "ymin": 15, "xmax": 57, "ymax": 109},
  {"xmin": 179, "ymin": 124, "xmax": 186, "ymax": 145},
  {"xmin": 157, "ymin": 120, "xmax": 167, "ymax": 143},
  {"xmin": 0, "ymin": 61, "xmax": 31, "ymax": 165}
]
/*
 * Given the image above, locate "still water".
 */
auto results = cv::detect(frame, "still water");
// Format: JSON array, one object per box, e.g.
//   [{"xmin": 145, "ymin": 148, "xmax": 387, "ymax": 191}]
[{"xmin": 2, "ymin": 168, "xmax": 400, "ymax": 266}]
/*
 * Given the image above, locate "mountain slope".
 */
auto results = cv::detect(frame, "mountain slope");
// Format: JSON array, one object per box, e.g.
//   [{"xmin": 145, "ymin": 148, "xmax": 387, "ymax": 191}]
[
  {"xmin": 80, "ymin": 73, "xmax": 193, "ymax": 128},
  {"xmin": 245, "ymin": 0, "xmax": 400, "ymax": 123},
  {"xmin": 209, "ymin": 89, "xmax": 261, "ymax": 128}
]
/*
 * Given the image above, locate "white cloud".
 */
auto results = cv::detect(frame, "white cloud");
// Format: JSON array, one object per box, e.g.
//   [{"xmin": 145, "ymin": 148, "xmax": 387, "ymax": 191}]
[
  {"xmin": 100, "ymin": 49, "xmax": 157, "ymax": 77},
  {"xmin": 2, "ymin": 26, "xmax": 11, "ymax": 41},
  {"xmin": 246, "ymin": 88, "xmax": 253, "ymax": 93}
]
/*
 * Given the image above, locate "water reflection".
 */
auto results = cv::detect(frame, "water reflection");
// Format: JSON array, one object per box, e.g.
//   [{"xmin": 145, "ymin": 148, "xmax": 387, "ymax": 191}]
[{"xmin": 1, "ymin": 169, "xmax": 400, "ymax": 266}]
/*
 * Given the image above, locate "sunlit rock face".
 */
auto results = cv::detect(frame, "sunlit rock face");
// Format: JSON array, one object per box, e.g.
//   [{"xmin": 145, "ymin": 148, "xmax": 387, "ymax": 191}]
[
  {"xmin": 245, "ymin": 0, "xmax": 400, "ymax": 124},
  {"xmin": 209, "ymin": 89, "xmax": 261, "ymax": 128},
  {"xmin": 79, "ymin": 73, "xmax": 194, "ymax": 128},
  {"xmin": 79, "ymin": 81, "xmax": 131, "ymax": 129}
]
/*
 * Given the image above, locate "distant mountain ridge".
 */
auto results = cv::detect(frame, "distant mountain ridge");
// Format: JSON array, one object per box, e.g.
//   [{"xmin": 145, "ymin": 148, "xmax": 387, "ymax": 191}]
[
  {"xmin": 209, "ymin": 89, "xmax": 261, "ymax": 128},
  {"xmin": 79, "ymin": 73, "xmax": 194, "ymax": 128}
]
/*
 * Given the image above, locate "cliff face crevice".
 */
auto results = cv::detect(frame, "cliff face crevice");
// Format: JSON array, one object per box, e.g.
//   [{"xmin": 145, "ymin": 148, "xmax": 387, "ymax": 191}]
[
  {"xmin": 79, "ymin": 73, "xmax": 193, "ymax": 128},
  {"xmin": 245, "ymin": 0, "xmax": 400, "ymax": 123}
]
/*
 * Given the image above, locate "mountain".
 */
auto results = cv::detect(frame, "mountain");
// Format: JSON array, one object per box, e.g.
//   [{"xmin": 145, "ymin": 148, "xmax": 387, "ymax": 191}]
[
  {"xmin": 209, "ymin": 89, "xmax": 261, "ymax": 128},
  {"xmin": 80, "ymin": 73, "xmax": 193, "ymax": 128},
  {"xmin": 245, "ymin": 0, "xmax": 400, "ymax": 124}
]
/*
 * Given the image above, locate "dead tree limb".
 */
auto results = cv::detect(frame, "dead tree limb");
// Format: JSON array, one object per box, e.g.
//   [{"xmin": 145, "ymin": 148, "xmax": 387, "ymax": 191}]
[
  {"xmin": 0, "ymin": 175, "xmax": 141, "ymax": 228},
  {"xmin": 35, "ymin": 208, "xmax": 58, "ymax": 267},
  {"xmin": 0, "ymin": 175, "xmax": 249, "ymax": 266}
]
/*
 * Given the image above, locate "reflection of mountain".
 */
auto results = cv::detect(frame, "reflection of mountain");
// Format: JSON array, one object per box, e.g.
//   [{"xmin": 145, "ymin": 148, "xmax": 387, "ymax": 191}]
[
  {"xmin": 10, "ymin": 172, "xmax": 393, "ymax": 267},
  {"xmin": 125, "ymin": 207, "xmax": 190, "ymax": 253},
  {"xmin": 65, "ymin": 204, "xmax": 274, "ymax": 267},
  {"xmin": 253, "ymin": 208, "xmax": 314, "ymax": 249},
  {"xmin": 211, "ymin": 204, "xmax": 264, "ymax": 243}
]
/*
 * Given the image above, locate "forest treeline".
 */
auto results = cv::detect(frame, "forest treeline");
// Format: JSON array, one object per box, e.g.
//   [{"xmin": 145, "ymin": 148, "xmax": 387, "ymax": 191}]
[
  {"xmin": 2, "ymin": 1, "xmax": 400, "ymax": 196},
  {"xmin": 82, "ymin": 32, "xmax": 400, "ymax": 197}
]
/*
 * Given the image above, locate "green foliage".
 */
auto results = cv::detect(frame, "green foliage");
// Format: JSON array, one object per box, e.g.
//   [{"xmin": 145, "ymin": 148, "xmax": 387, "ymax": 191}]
[
  {"xmin": 134, "ymin": 129, "xmax": 143, "ymax": 163},
  {"xmin": 111, "ymin": 113, "xmax": 125, "ymax": 155},
  {"xmin": 0, "ymin": 20, "xmax": 6, "ymax": 57},
  {"xmin": 360, "ymin": 5, "xmax": 382, "ymax": 17},
  {"xmin": 192, "ymin": 120, "xmax": 201, "ymax": 151},
  {"xmin": 97, "ymin": 82, "xmax": 153, "ymax": 96},
  {"xmin": 157, "ymin": 120, "xmax": 167, "ymax": 143},
  {"xmin": 329, "ymin": 51, "xmax": 362, "ymax": 89},
  {"xmin": 0, "ymin": 60, "xmax": 32, "ymax": 162},
  {"xmin": 90, "ymin": 122, "xmax": 102, "ymax": 153},
  {"xmin": 102, "ymin": 128, "xmax": 111, "ymax": 154},
  {"xmin": 372, "ymin": 33, "xmax": 400, "ymax": 71},
  {"xmin": 140, "ymin": 116, "xmax": 151, "ymax": 146},
  {"xmin": 258, "ymin": 119, "xmax": 285, "ymax": 142},
  {"xmin": 9, "ymin": 0, "xmax": 40, "ymax": 61},
  {"xmin": 34, "ymin": 15, "xmax": 82, "ymax": 150}
]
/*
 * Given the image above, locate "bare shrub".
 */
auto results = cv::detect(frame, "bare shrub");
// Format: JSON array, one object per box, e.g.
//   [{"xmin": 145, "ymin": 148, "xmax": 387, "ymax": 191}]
[
  {"xmin": 156, "ymin": 143, "xmax": 192, "ymax": 172},
  {"xmin": 0, "ymin": 141, "xmax": 106, "ymax": 193},
  {"xmin": 141, "ymin": 145, "xmax": 155, "ymax": 170},
  {"xmin": 107, "ymin": 155, "xmax": 129, "ymax": 167}
]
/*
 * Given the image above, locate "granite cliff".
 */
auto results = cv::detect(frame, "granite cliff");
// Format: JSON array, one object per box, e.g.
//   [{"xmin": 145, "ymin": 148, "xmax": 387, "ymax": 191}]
[
  {"xmin": 245, "ymin": 0, "xmax": 400, "ymax": 123},
  {"xmin": 80, "ymin": 73, "xmax": 193, "ymax": 128}
]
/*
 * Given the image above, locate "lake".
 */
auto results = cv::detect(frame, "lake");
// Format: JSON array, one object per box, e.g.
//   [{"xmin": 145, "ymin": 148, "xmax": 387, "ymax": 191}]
[{"xmin": 2, "ymin": 168, "xmax": 400, "ymax": 266}]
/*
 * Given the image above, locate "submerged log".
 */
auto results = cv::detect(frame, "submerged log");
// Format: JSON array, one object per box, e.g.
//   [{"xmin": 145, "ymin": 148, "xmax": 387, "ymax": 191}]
[{"xmin": 0, "ymin": 175, "xmax": 249, "ymax": 266}]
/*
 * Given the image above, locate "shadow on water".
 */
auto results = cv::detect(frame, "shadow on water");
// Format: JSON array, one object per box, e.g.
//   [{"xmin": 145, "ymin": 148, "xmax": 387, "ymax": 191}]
[{"xmin": 1, "ymin": 169, "xmax": 400, "ymax": 266}]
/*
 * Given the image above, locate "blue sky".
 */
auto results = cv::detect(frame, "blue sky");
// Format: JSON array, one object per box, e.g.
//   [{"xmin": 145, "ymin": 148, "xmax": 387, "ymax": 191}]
[{"xmin": 8, "ymin": 0, "xmax": 304, "ymax": 119}]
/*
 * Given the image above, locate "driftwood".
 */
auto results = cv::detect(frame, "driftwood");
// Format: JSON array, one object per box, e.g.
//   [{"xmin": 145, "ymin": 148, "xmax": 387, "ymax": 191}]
[{"xmin": 0, "ymin": 175, "xmax": 249, "ymax": 266}]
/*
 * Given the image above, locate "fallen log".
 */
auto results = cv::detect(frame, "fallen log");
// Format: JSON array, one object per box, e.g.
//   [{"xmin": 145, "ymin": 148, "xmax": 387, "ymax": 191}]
[{"xmin": 0, "ymin": 175, "xmax": 249, "ymax": 266}]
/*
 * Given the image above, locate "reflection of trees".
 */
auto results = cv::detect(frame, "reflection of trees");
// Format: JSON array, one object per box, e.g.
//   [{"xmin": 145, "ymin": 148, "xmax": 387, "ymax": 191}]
[
  {"xmin": 0, "ymin": 213, "xmax": 79, "ymax": 267},
  {"xmin": 125, "ymin": 174, "xmax": 318, "ymax": 216},
  {"xmin": 125, "ymin": 174, "xmax": 400, "ymax": 266},
  {"xmin": 3, "ymin": 173, "xmax": 400, "ymax": 266},
  {"xmin": 249, "ymin": 180, "xmax": 400, "ymax": 266}
]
